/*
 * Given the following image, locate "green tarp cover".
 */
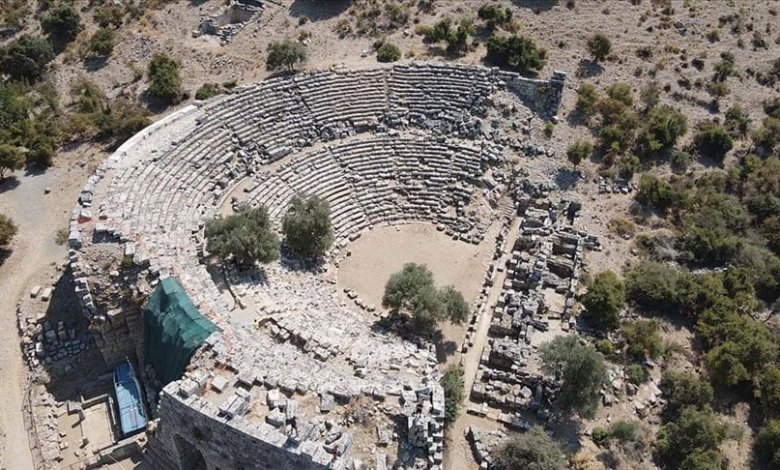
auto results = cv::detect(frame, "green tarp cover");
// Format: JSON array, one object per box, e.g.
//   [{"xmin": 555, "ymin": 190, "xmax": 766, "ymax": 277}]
[{"xmin": 143, "ymin": 277, "xmax": 218, "ymax": 387}]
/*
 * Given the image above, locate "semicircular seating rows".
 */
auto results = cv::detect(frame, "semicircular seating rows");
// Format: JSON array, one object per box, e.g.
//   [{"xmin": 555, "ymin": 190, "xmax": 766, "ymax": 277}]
[{"xmin": 67, "ymin": 62, "xmax": 565, "ymax": 469}]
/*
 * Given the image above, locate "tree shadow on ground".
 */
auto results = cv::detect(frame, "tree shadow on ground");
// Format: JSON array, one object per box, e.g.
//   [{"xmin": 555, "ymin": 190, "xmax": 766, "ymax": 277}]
[
  {"xmin": 0, "ymin": 176, "xmax": 21, "ymax": 194},
  {"xmin": 547, "ymin": 414, "xmax": 584, "ymax": 454},
  {"xmin": 23, "ymin": 164, "xmax": 47, "ymax": 177},
  {"xmin": 575, "ymin": 58, "xmax": 604, "ymax": 79},
  {"xmin": 554, "ymin": 167, "xmax": 579, "ymax": 191},
  {"xmin": 431, "ymin": 329, "xmax": 458, "ymax": 363},
  {"xmin": 510, "ymin": 0, "xmax": 559, "ymax": 13},
  {"xmin": 84, "ymin": 56, "xmax": 108, "ymax": 72},
  {"xmin": 370, "ymin": 313, "xmax": 457, "ymax": 361},
  {"xmin": 289, "ymin": 0, "xmax": 351, "ymax": 21}
]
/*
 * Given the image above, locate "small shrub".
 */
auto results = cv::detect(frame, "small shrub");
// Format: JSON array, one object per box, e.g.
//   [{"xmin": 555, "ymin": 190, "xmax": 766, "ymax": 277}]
[
  {"xmin": 195, "ymin": 83, "xmax": 222, "ymax": 100},
  {"xmin": 625, "ymin": 364, "xmax": 648, "ymax": 385},
  {"xmin": 592, "ymin": 426, "xmax": 609, "ymax": 445},
  {"xmin": 575, "ymin": 83, "xmax": 598, "ymax": 117},
  {"xmin": 544, "ymin": 122, "xmax": 555, "ymax": 138},
  {"xmin": 587, "ymin": 34, "xmax": 612, "ymax": 62},
  {"xmin": 441, "ymin": 365, "xmax": 464, "ymax": 425},
  {"xmin": 55, "ymin": 227, "xmax": 68, "ymax": 246},
  {"xmin": 376, "ymin": 42, "xmax": 401, "ymax": 62},
  {"xmin": 120, "ymin": 255, "xmax": 135, "ymax": 270},
  {"xmin": 566, "ymin": 140, "xmax": 593, "ymax": 168},
  {"xmin": 694, "ymin": 123, "xmax": 733, "ymax": 162},
  {"xmin": 610, "ymin": 420, "xmax": 641, "ymax": 443},
  {"xmin": 595, "ymin": 339, "xmax": 615, "ymax": 356},
  {"xmin": 88, "ymin": 28, "xmax": 115, "ymax": 57},
  {"xmin": 0, "ymin": 214, "xmax": 18, "ymax": 248}
]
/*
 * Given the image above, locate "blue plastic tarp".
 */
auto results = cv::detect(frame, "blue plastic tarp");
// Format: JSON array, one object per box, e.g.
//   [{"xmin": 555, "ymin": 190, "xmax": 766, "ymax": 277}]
[{"xmin": 113, "ymin": 360, "xmax": 147, "ymax": 436}]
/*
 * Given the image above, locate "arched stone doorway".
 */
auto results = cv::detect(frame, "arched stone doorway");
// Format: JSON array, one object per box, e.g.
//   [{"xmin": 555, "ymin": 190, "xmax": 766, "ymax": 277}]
[{"xmin": 173, "ymin": 434, "xmax": 207, "ymax": 470}]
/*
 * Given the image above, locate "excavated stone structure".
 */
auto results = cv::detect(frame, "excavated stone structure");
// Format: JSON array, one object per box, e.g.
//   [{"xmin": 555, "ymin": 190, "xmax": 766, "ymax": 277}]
[{"xmin": 68, "ymin": 63, "xmax": 566, "ymax": 470}]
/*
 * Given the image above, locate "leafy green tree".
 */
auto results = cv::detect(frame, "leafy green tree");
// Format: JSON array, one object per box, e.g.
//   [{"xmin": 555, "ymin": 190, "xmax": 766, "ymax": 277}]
[
  {"xmin": 581, "ymin": 270, "xmax": 625, "ymax": 331},
  {"xmin": 382, "ymin": 263, "xmax": 469, "ymax": 333},
  {"xmin": 640, "ymin": 81, "xmax": 661, "ymax": 112},
  {"xmin": 376, "ymin": 42, "xmax": 401, "ymax": 62},
  {"xmin": 147, "ymin": 53, "xmax": 182, "ymax": 105},
  {"xmin": 40, "ymin": 4, "xmax": 81, "ymax": 43},
  {"xmin": 491, "ymin": 427, "xmax": 566, "ymax": 470},
  {"xmin": 660, "ymin": 369, "xmax": 713, "ymax": 419},
  {"xmin": 587, "ymin": 33, "xmax": 612, "ymax": 62},
  {"xmin": 441, "ymin": 365, "xmax": 464, "ymax": 425},
  {"xmin": 656, "ymin": 406, "xmax": 726, "ymax": 469},
  {"xmin": 266, "ymin": 40, "xmax": 306, "ymax": 72},
  {"xmin": 281, "ymin": 194, "xmax": 334, "ymax": 258},
  {"xmin": 694, "ymin": 123, "xmax": 733, "ymax": 162},
  {"xmin": 756, "ymin": 420, "xmax": 780, "ymax": 469},
  {"xmin": 0, "ymin": 144, "xmax": 25, "ymax": 180},
  {"xmin": 566, "ymin": 140, "xmax": 593, "ymax": 169},
  {"xmin": 485, "ymin": 34, "xmax": 547, "ymax": 73},
  {"xmin": 540, "ymin": 335, "xmax": 608, "ymax": 418},
  {"xmin": 0, "ymin": 214, "xmax": 18, "ymax": 248},
  {"xmin": 437, "ymin": 285, "xmax": 469, "ymax": 324},
  {"xmin": 88, "ymin": 28, "xmax": 115, "ymax": 57},
  {"xmin": 0, "ymin": 34, "xmax": 55, "ymax": 81},
  {"xmin": 205, "ymin": 204, "xmax": 280, "ymax": 266},
  {"xmin": 625, "ymin": 262, "xmax": 681, "ymax": 311},
  {"xmin": 621, "ymin": 319, "xmax": 662, "ymax": 360}
]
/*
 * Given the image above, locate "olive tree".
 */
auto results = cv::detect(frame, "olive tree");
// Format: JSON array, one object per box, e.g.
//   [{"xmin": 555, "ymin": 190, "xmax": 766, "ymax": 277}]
[
  {"xmin": 540, "ymin": 335, "xmax": 608, "ymax": 418},
  {"xmin": 281, "ymin": 194, "xmax": 334, "ymax": 258},
  {"xmin": 382, "ymin": 263, "xmax": 469, "ymax": 333},
  {"xmin": 205, "ymin": 204, "xmax": 280, "ymax": 266}
]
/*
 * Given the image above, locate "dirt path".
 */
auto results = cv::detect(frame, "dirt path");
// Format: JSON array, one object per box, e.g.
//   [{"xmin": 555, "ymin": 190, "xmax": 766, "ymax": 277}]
[
  {"xmin": 445, "ymin": 215, "xmax": 523, "ymax": 470},
  {"xmin": 0, "ymin": 162, "xmax": 90, "ymax": 469}
]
